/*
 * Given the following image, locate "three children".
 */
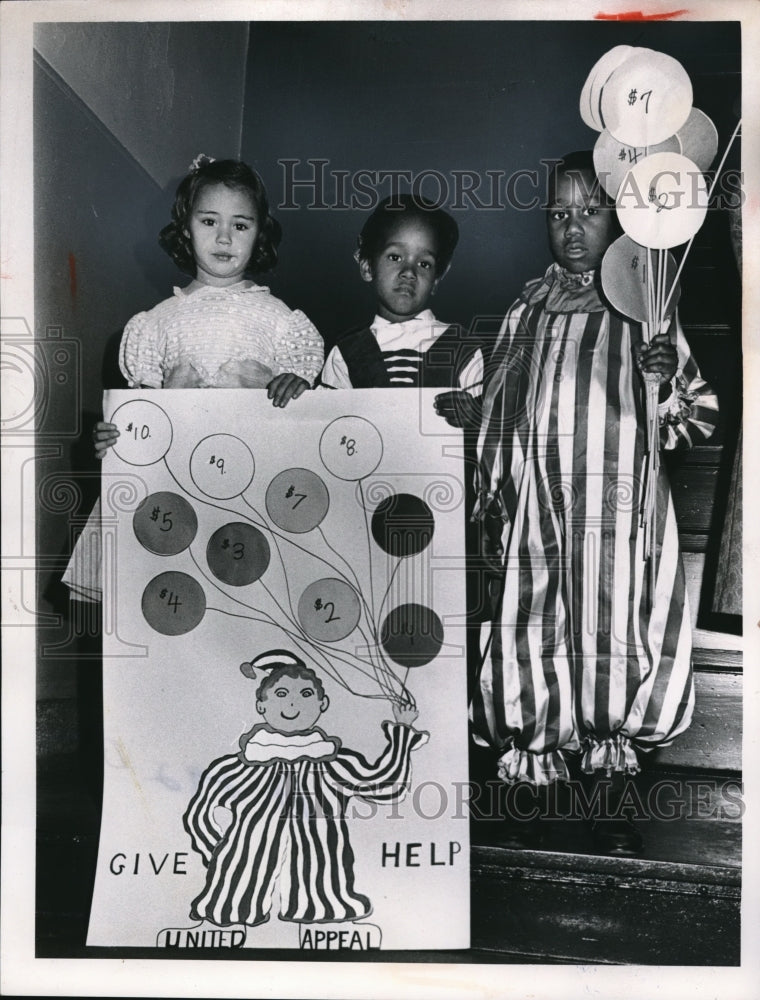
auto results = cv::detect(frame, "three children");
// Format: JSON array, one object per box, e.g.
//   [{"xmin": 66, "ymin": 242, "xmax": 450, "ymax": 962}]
[{"xmin": 70, "ymin": 153, "xmax": 718, "ymax": 860}]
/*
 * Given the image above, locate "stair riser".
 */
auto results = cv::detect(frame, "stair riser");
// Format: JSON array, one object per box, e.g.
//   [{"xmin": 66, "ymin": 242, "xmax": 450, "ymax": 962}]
[{"xmin": 472, "ymin": 865, "xmax": 740, "ymax": 964}]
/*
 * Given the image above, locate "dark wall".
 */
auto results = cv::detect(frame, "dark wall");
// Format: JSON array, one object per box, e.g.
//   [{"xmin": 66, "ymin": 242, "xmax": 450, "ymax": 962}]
[
  {"xmin": 240, "ymin": 21, "xmax": 741, "ymax": 348},
  {"xmin": 34, "ymin": 56, "xmax": 176, "ymax": 717}
]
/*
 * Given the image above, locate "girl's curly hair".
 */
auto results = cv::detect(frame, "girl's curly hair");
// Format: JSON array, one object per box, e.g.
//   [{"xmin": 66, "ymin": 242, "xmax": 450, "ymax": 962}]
[{"xmin": 159, "ymin": 158, "xmax": 282, "ymax": 277}]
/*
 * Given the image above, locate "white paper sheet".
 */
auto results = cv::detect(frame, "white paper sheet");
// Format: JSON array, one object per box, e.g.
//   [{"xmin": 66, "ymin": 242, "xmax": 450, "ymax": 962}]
[{"xmin": 87, "ymin": 388, "xmax": 470, "ymax": 951}]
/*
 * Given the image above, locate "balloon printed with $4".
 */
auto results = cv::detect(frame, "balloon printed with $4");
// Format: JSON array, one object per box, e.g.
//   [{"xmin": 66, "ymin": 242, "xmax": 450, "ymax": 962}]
[
  {"xmin": 593, "ymin": 129, "xmax": 680, "ymax": 200},
  {"xmin": 616, "ymin": 152, "xmax": 708, "ymax": 250}
]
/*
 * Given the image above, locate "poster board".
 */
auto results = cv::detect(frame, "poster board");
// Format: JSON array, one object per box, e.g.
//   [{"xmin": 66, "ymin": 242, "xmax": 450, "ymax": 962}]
[
  {"xmin": 1, "ymin": 1, "xmax": 758, "ymax": 997},
  {"xmin": 87, "ymin": 388, "xmax": 470, "ymax": 951}
]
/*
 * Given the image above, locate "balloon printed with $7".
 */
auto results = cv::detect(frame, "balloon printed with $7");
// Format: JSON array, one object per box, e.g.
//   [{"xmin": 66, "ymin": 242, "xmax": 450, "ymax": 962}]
[{"xmin": 581, "ymin": 45, "xmax": 717, "ymax": 255}]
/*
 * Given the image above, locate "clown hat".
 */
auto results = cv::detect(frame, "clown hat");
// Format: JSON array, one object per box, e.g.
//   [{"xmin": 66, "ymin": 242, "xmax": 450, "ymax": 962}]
[{"xmin": 240, "ymin": 649, "xmax": 306, "ymax": 679}]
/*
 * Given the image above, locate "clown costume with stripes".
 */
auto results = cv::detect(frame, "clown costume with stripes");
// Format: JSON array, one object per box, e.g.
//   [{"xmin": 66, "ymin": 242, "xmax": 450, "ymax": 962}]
[
  {"xmin": 185, "ymin": 678, "xmax": 427, "ymax": 928},
  {"xmin": 471, "ymin": 262, "xmax": 718, "ymax": 786}
]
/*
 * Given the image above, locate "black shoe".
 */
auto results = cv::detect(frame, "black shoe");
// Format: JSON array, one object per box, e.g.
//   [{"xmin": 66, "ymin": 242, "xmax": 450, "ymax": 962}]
[
  {"xmin": 497, "ymin": 782, "xmax": 543, "ymax": 849},
  {"xmin": 590, "ymin": 816, "xmax": 644, "ymax": 857},
  {"xmin": 498, "ymin": 816, "xmax": 543, "ymax": 849}
]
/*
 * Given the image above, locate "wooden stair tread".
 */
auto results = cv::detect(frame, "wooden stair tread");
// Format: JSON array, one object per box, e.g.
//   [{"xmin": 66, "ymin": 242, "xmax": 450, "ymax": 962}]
[
  {"xmin": 471, "ymin": 853, "xmax": 740, "ymax": 965},
  {"xmin": 691, "ymin": 645, "xmax": 742, "ymax": 671},
  {"xmin": 474, "ymin": 847, "xmax": 740, "ymax": 892},
  {"xmin": 652, "ymin": 669, "xmax": 742, "ymax": 772},
  {"xmin": 474, "ymin": 816, "xmax": 741, "ymax": 876},
  {"xmin": 470, "ymin": 766, "xmax": 742, "ymax": 872}
]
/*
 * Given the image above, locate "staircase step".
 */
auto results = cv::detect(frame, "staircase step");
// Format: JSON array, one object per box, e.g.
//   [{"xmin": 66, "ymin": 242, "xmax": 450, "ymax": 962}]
[
  {"xmin": 472, "ymin": 841, "xmax": 740, "ymax": 964},
  {"xmin": 651, "ymin": 667, "xmax": 741, "ymax": 773},
  {"xmin": 469, "ymin": 761, "xmax": 741, "ymax": 963},
  {"xmin": 472, "ymin": 767, "xmax": 741, "ymax": 860}
]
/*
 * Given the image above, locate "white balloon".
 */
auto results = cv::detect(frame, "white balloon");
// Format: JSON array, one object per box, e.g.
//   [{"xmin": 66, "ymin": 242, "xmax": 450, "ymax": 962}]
[
  {"xmin": 601, "ymin": 49, "xmax": 692, "ymax": 147},
  {"xmin": 616, "ymin": 152, "xmax": 708, "ymax": 249},
  {"xmin": 601, "ymin": 234, "xmax": 680, "ymax": 323},
  {"xmin": 677, "ymin": 107, "xmax": 719, "ymax": 172},
  {"xmin": 580, "ymin": 45, "xmax": 635, "ymax": 131},
  {"xmin": 593, "ymin": 129, "xmax": 680, "ymax": 199}
]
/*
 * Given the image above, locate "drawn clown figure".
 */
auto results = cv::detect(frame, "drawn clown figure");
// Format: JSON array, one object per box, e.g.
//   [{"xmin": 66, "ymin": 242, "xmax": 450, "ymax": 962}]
[{"xmin": 183, "ymin": 650, "xmax": 428, "ymax": 928}]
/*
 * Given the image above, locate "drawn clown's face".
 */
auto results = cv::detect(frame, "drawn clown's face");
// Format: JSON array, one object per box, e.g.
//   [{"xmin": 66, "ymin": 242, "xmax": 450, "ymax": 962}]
[{"xmin": 256, "ymin": 676, "xmax": 329, "ymax": 734}]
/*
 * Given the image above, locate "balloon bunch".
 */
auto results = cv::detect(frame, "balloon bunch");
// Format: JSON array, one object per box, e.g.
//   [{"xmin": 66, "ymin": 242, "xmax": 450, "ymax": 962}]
[{"xmin": 580, "ymin": 45, "xmax": 741, "ymax": 601}]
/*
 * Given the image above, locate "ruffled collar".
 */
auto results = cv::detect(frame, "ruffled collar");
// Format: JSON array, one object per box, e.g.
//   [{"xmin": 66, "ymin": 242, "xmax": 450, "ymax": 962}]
[
  {"xmin": 239, "ymin": 724, "xmax": 341, "ymax": 764},
  {"xmin": 174, "ymin": 279, "xmax": 268, "ymax": 299},
  {"xmin": 521, "ymin": 263, "xmax": 605, "ymax": 314}
]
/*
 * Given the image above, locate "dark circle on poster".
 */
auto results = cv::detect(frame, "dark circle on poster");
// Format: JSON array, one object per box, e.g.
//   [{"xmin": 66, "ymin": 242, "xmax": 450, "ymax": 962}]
[
  {"xmin": 133, "ymin": 492, "xmax": 198, "ymax": 555},
  {"xmin": 265, "ymin": 468, "xmax": 330, "ymax": 533},
  {"xmin": 380, "ymin": 603, "xmax": 443, "ymax": 668},
  {"xmin": 371, "ymin": 493, "xmax": 434, "ymax": 558},
  {"xmin": 206, "ymin": 522, "xmax": 271, "ymax": 586},
  {"xmin": 142, "ymin": 571, "xmax": 206, "ymax": 636}
]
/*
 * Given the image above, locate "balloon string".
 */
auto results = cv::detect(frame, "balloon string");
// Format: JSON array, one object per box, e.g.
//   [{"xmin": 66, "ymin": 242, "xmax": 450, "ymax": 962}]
[
  {"xmin": 646, "ymin": 246, "xmax": 653, "ymax": 343},
  {"xmin": 661, "ymin": 117, "xmax": 742, "ymax": 319},
  {"xmin": 658, "ymin": 247, "xmax": 665, "ymax": 339},
  {"xmin": 641, "ymin": 247, "xmax": 662, "ymax": 598}
]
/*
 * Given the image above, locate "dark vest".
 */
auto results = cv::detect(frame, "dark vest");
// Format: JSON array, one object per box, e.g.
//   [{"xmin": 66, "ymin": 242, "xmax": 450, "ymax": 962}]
[{"xmin": 330, "ymin": 323, "xmax": 480, "ymax": 389}]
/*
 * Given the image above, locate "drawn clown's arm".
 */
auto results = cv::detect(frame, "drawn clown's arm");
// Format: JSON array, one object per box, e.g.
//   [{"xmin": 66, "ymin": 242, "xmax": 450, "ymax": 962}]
[
  {"xmin": 182, "ymin": 755, "xmax": 250, "ymax": 864},
  {"xmin": 326, "ymin": 721, "xmax": 429, "ymax": 802}
]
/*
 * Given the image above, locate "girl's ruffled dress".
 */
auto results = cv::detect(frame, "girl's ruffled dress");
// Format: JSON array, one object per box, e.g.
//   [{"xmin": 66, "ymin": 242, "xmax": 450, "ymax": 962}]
[{"xmin": 63, "ymin": 281, "xmax": 323, "ymax": 601}]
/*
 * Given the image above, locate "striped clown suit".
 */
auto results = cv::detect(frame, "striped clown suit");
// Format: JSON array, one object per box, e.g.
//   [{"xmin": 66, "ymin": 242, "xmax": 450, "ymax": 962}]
[
  {"xmin": 471, "ymin": 264, "xmax": 718, "ymax": 785},
  {"xmin": 184, "ymin": 721, "xmax": 427, "ymax": 927}
]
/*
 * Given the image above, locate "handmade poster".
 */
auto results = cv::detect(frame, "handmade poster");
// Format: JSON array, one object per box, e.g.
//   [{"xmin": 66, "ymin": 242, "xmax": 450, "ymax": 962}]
[{"xmin": 86, "ymin": 388, "xmax": 470, "ymax": 951}]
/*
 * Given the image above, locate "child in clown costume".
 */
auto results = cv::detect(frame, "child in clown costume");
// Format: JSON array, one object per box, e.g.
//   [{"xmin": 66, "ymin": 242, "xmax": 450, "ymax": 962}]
[{"xmin": 471, "ymin": 152, "xmax": 718, "ymax": 855}]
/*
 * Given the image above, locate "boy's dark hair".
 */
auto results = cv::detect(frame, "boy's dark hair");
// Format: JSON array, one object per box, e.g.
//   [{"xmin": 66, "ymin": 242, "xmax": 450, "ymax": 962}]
[
  {"xmin": 256, "ymin": 663, "xmax": 326, "ymax": 703},
  {"xmin": 159, "ymin": 158, "xmax": 282, "ymax": 276},
  {"xmin": 357, "ymin": 194, "xmax": 459, "ymax": 275},
  {"xmin": 545, "ymin": 150, "xmax": 616, "ymax": 209}
]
